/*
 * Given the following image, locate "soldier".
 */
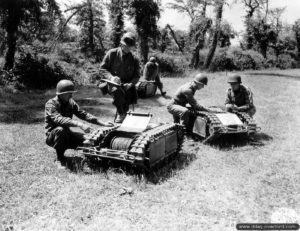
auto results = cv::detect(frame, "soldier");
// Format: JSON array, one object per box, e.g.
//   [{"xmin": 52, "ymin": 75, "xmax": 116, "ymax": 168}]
[
  {"xmin": 99, "ymin": 32, "xmax": 140, "ymax": 123},
  {"xmin": 225, "ymin": 74, "xmax": 256, "ymax": 117},
  {"xmin": 45, "ymin": 80, "xmax": 113, "ymax": 166},
  {"xmin": 167, "ymin": 73, "xmax": 210, "ymax": 137},
  {"xmin": 143, "ymin": 56, "xmax": 166, "ymax": 96}
]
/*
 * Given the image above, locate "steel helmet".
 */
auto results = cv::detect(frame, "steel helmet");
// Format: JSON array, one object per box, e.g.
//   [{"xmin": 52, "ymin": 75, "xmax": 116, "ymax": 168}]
[
  {"xmin": 56, "ymin": 79, "xmax": 76, "ymax": 95},
  {"xmin": 194, "ymin": 73, "xmax": 208, "ymax": 85},
  {"xmin": 228, "ymin": 75, "xmax": 242, "ymax": 83},
  {"xmin": 120, "ymin": 32, "xmax": 136, "ymax": 47},
  {"xmin": 149, "ymin": 57, "xmax": 156, "ymax": 63}
]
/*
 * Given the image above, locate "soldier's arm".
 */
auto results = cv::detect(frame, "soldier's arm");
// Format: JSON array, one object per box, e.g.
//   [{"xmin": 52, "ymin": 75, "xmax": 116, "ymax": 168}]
[
  {"xmin": 130, "ymin": 57, "xmax": 140, "ymax": 85},
  {"xmin": 99, "ymin": 51, "xmax": 114, "ymax": 81},
  {"xmin": 72, "ymin": 101, "xmax": 113, "ymax": 126},
  {"xmin": 225, "ymin": 89, "xmax": 235, "ymax": 109},
  {"xmin": 45, "ymin": 100, "xmax": 83, "ymax": 128},
  {"xmin": 237, "ymin": 89, "xmax": 251, "ymax": 111},
  {"xmin": 184, "ymin": 90, "xmax": 208, "ymax": 111}
]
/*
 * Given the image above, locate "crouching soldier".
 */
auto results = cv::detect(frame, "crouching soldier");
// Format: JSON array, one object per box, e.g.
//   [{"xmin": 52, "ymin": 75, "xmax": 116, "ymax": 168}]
[
  {"xmin": 225, "ymin": 74, "xmax": 256, "ymax": 117},
  {"xmin": 143, "ymin": 56, "xmax": 166, "ymax": 96},
  {"xmin": 45, "ymin": 80, "xmax": 113, "ymax": 166},
  {"xmin": 167, "ymin": 73, "xmax": 210, "ymax": 137}
]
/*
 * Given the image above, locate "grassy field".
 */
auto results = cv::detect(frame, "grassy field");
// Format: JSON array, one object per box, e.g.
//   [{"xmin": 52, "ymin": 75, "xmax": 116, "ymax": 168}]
[{"xmin": 0, "ymin": 70, "xmax": 300, "ymax": 230}]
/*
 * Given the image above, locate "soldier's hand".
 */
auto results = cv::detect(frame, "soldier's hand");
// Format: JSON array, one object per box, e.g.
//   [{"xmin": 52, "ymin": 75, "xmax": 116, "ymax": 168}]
[
  {"xmin": 104, "ymin": 122, "xmax": 114, "ymax": 127},
  {"xmin": 79, "ymin": 123, "xmax": 92, "ymax": 133},
  {"xmin": 124, "ymin": 83, "xmax": 133, "ymax": 91}
]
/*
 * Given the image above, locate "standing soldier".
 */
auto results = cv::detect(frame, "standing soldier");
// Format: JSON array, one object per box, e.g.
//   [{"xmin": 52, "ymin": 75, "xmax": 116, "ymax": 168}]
[
  {"xmin": 99, "ymin": 32, "xmax": 140, "ymax": 123},
  {"xmin": 45, "ymin": 80, "xmax": 113, "ymax": 166},
  {"xmin": 225, "ymin": 74, "xmax": 256, "ymax": 117},
  {"xmin": 143, "ymin": 56, "xmax": 166, "ymax": 96},
  {"xmin": 167, "ymin": 73, "xmax": 210, "ymax": 137}
]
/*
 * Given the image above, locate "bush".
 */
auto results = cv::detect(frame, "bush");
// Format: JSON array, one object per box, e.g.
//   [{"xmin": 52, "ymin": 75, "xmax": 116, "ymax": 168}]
[
  {"xmin": 12, "ymin": 52, "xmax": 72, "ymax": 89},
  {"xmin": 209, "ymin": 48, "xmax": 265, "ymax": 71},
  {"xmin": 152, "ymin": 52, "xmax": 189, "ymax": 74},
  {"xmin": 277, "ymin": 54, "xmax": 294, "ymax": 69}
]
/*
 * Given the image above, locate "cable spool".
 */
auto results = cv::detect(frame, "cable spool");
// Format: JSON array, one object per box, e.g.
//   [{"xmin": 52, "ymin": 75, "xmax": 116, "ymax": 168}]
[{"xmin": 110, "ymin": 137, "xmax": 134, "ymax": 150}]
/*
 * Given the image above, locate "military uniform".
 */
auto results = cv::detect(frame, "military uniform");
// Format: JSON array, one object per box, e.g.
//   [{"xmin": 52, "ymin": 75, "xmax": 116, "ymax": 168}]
[
  {"xmin": 143, "ymin": 61, "xmax": 163, "ymax": 92},
  {"xmin": 100, "ymin": 47, "xmax": 140, "ymax": 116},
  {"xmin": 225, "ymin": 84, "xmax": 256, "ymax": 116},
  {"xmin": 167, "ymin": 82, "xmax": 206, "ymax": 132},
  {"xmin": 45, "ymin": 96, "xmax": 99, "ymax": 157}
]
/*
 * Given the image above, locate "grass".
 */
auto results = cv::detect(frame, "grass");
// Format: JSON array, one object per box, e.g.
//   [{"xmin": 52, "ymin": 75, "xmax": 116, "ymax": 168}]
[{"xmin": 0, "ymin": 70, "xmax": 300, "ymax": 230}]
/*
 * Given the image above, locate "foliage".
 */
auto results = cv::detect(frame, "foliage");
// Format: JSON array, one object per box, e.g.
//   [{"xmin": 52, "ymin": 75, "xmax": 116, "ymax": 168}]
[
  {"xmin": 0, "ymin": 0, "xmax": 61, "ymax": 70},
  {"xmin": 108, "ymin": 0, "xmax": 125, "ymax": 48},
  {"xmin": 218, "ymin": 21, "xmax": 236, "ymax": 47},
  {"xmin": 293, "ymin": 19, "xmax": 300, "ymax": 59},
  {"xmin": 209, "ymin": 48, "xmax": 265, "ymax": 71},
  {"xmin": 152, "ymin": 52, "xmax": 189, "ymax": 73},
  {"xmin": 8, "ymin": 52, "xmax": 72, "ymax": 89},
  {"xmin": 74, "ymin": 0, "xmax": 106, "ymax": 54},
  {"xmin": 127, "ymin": 0, "xmax": 160, "ymax": 64},
  {"xmin": 157, "ymin": 27, "xmax": 171, "ymax": 53}
]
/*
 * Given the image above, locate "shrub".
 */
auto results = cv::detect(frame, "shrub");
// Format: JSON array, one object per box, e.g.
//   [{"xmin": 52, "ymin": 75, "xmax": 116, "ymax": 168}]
[
  {"xmin": 152, "ymin": 53, "xmax": 189, "ymax": 74},
  {"xmin": 209, "ymin": 48, "xmax": 265, "ymax": 71},
  {"xmin": 12, "ymin": 52, "xmax": 72, "ymax": 89},
  {"xmin": 277, "ymin": 54, "xmax": 294, "ymax": 69}
]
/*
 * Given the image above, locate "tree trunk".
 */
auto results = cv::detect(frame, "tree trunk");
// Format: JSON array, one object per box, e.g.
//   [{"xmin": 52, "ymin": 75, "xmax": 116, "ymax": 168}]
[
  {"xmin": 139, "ymin": 35, "xmax": 149, "ymax": 64},
  {"xmin": 4, "ymin": 7, "xmax": 21, "ymax": 70},
  {"xmin": 87, "ymin": 0, "xmax": 94, "ymax": 52},
  {"xmin": 204, "ymin": 1, "xmax": 224, "ymax": 69},
  {"xmin": 190, "ymin": 19, "xmax": 212, "ymax": 68},
  {"xmin": 166, "ymin": 24, "xmax": 184, "ymax": 53},
  {"xmin": 295, "ymin": 31, "xmax": 300, "ymax": 60}
]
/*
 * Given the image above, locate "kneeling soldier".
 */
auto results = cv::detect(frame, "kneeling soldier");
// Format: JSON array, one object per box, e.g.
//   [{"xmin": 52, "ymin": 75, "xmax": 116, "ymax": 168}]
[
  {"xmin": 167, "ymin": 73, "xmax": 210, "ymax": 137},
  {"xmin": 45, "ymin": 80, "xmax": 113, "ymax": 166},
  {"xmin": 225, "ymin": 74, "xmax": 256, "ymax": 117}
]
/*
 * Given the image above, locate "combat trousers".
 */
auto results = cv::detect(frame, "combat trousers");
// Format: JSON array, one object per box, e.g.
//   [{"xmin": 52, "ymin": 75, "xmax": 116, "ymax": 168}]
[
  {"xmin": 155, "ymin": 76, "xmax": 163, "ymax": 92},
  {"xmin": 110, "ymin": 86, "xmax": 137, "ymax": 116},
  {"xmin": 167, "ymin": 103, "xmax": 195, "ymax": 134},
  {"xmin": 46, "ymin": 126, "xmax": 85, "ymax": 161}
]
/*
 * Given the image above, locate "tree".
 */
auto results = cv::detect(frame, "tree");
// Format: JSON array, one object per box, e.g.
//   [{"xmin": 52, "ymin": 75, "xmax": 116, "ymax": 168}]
[
  {"xmin": 127, "ymin": 0, "xmax": 160, "ymax": 64},
  {"xmin": 165, "ymin": 24, "xmax": 184, "ymax": 52},
  {"xmin": 108, "ymin": 0, "xmax": 124, "ymax": 48},
  {"xmin": 75, "ymin": 0, "xmax": 106, "ymax": 54},
  {"xmin": 218, "ymin": 21, "xmax": 236, "ymax": 47},
  {"xmin": 242, "ymin": 0, "xmax": 261, "ymax": 49},
  {"xmin": 158, "ymin": 27, "xmax": 171, "ymax": 53},
  {"xmin": 167, "ymin": 0, "xmax": 205, "ymax": 23},
  {"xmin": 189, "ymin": 16, "xmax": 212, "ymax": 68},
  {"xmin": 204, "ymin": 0, "xmax": 224, "ymax": 69},
  {"xmin": 293, "ymin": 19, "xmax": 300, "ymax": 59},
  {"xmin": 0, "ymin": 0, "xmax": 60, "ymax": 70}
]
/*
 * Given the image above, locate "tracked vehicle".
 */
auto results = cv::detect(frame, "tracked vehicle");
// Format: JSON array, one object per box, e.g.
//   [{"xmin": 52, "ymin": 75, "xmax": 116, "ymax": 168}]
[
  {"xmin": 77, "ymin": 112, "xmax": 184, "ymax": 169},
  {"xmin": 136, "ymin": 81, "xmax": 157, "ymax": 98},
  {"xmin": 192, "ymin": 107, "xmax": 260, "ymax": 142}
]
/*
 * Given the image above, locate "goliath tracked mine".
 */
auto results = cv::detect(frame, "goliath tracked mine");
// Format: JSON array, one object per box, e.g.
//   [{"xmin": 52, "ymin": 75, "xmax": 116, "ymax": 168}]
[
  {"xmin": 77, "ymin": 112, "xmax": 184, "ymax": 169},
  {"xmin": 192, "ymin": 107, "xmax": 260, "ymax": 143},
  {"xmin": 136, "ymin": 81, "xmax": 157, "ymax": 98}
]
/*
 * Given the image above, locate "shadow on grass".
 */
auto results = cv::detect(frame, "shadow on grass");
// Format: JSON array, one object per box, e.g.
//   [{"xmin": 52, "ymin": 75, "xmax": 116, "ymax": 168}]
[
  {"xmin": 206, "ymin": 132, "xmax": 273, "ymax": 150},
  {"xmin": 63, "ymin": 150, "xmax": 197, "ymax": 184},
  {"xmin": 0, "ymin": 107, "xmax": 45, "ymax": 123}
]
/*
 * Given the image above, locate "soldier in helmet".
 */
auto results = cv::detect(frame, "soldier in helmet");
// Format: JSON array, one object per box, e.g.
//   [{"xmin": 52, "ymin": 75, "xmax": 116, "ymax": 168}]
[
  {"xmin": 167, "ymin": 73, "xmax": 210, "ymax": 137},
  {"xmin": 45, "ymin": 79, "xmax": 114, "ymax": 166},
  {"xmin": 99, "ymin": 32, "xmax": 140, "ymax": 123},
  {"xmin": 143, "ymin": 56, "xmax": 166, "ymax": 96},
  {"xmin": 225, "ymin": 74, "xmax": 256, "ymax": 117}
]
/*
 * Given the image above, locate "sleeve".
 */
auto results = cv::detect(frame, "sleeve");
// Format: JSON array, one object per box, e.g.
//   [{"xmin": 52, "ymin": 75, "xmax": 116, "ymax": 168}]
[
  {"xmin": 45, "ymin": 100, "xmax": 78, "ymax": 127},
  {"xmin": 130, "ymin": 57, "xmax": 140, "ymax": 85},
  {"xmin": 72, "ymin": 100, "xmax": 99, "ymax": 124},
  {"xmin": 143, "ymin": 63, "xmax": 150, "ymax": 81},
  {"xmin": 184, "ymin": 90, "xmax": 204, "ymax": 111},
  {"xmin": 240, "ymin": 88, "xmax": 251, "ymax": 110},
  {"xmin": 99, "ymin": 51, "xmax": 114, "ymax": 81},
  {"xmin": 225, "ymin": 89, "xmax": 232, "ymax": 106}
]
